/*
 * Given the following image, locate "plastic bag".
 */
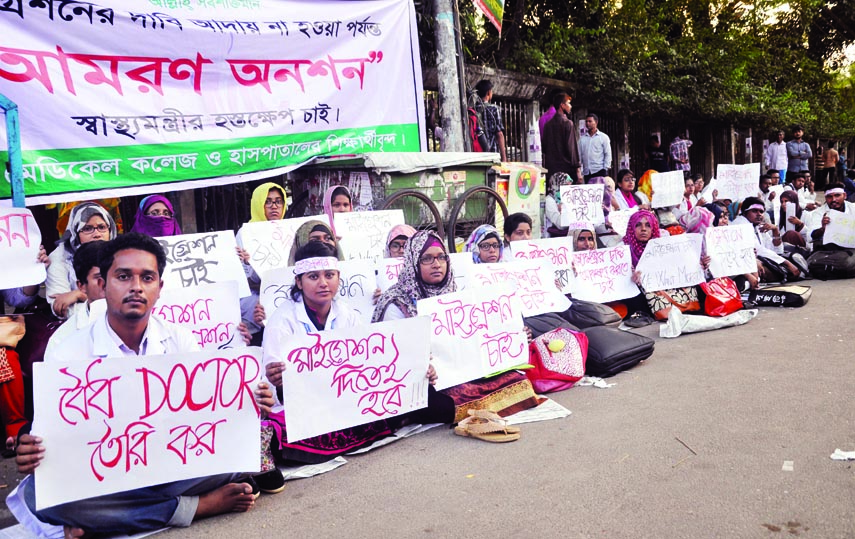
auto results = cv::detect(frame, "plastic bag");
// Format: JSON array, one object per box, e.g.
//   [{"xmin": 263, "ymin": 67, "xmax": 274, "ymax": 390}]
[{"xmin": 660, "ymin": 307, "xmax": 758, "ymax": 338}]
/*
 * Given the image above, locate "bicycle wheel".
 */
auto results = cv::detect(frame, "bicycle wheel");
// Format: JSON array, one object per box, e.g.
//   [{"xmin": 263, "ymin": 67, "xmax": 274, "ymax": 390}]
[
  {"xmin": 379, "ymin": 189, "xmax": 446, "ymax": 240},
  {"xmin": 446, "ymin": 185, "xmax": 509, "ymax": 253}
]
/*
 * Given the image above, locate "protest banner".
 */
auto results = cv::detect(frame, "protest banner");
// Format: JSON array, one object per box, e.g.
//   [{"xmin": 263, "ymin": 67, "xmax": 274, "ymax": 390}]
[
  {"xmin": 705, "ymin": 224, "xmax": 756, "ymax": 278},
  {"xmin": 33, "ymin": 347, "xmax": 263, "ymax": 509},
  {"xmin": 152, "ymin": 281, "xmax": 241, "ymax": 350},
  {"xmin": 377, "ymin": 257, "xmax": 405, "ymax": 291},
  {"xmin": 157, "ymin": 231, "xmax": 250, "ymax": 297},
  {"xmin": 417, "ymin": 284, "xmax": 528, "ymax": 391},
  {"xmin": 334, "ymin": 210, "xmax": 405, "ymax": 265},
  {"xmin": 650, "ymin": 170, "xmax": 685, "ymax": 208},
  {"xmin": 570, "ymin": 245, "xmax": 639, "ymax": 302},
  {"xmin": 824, "ymin": 211, "xmax": 855, "ymax": 248},
  {"xmin": 505, "ymin": 164, "xmax": 543, "ymax": 239},
  {"xmin": 510, "ymin": 238, "xmax": 574, "ymax": 294},
  {"xmin": 280, "ymin": 317, "xmax": 431, "ymax": 442},
  {"xmin": 237, "ymin": 215, "xmax": 330, "ymax": 276},
  {"xmin": 635, "ymin": 234, "xmax": 705, "ymax": 292},
  {"xmin": 560, "ymin": 184, "xmax": 605, "ymax": 228},
  {"xmin": 0, "ymin": 206, "xmax": 46, "ymax": 288},
  {"xmin": 716, "ymin": 163, "xmax": 761, "ymax": 201},
  {"xmin": 1, "ymin": 1, "xmax": 425, "ymax": 205},
  {"xmin": 260, "ymin": 260, "xmax": 378, "ymax": 323},
  {"xmin": 465, "ymin": 260, "xmax": 572, "ymax": 317}
]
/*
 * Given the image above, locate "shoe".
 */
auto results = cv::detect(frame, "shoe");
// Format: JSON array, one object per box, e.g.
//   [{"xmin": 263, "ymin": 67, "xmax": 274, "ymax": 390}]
[
  {"xmin": 453, "ymin": 409, "xmax": 521, "ymax": 443},
  {"xmin": 253, "ymin": 468, "xmax": 286, "ymax": 494},
  {"xmin": 625, "ymin": 312, "xmax": 654, "ymax": 328},
  {"xmin": 243, "ymin": 476, "xmax": 262, "ymax": 500}
]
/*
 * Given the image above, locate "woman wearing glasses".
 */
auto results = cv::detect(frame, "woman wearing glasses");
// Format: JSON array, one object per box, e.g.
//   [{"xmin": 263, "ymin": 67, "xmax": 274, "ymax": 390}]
[
  {"xmin": 465, "ymin": 224, "xmax": 506, "ymax": 264},
  {"xmin": 46, "ymin": 202, "xmax": 117, "ymax": 318},
  {"xmin": 129, "ymin": 195, "xmax": 182, "ymax": 237}
]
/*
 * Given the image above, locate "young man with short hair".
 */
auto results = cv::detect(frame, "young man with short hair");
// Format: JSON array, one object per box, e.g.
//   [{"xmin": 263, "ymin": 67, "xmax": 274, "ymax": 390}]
[
  {"xmin": 579, "ymin": 113, "xmax": 611, "ymax": 182},
  {"xmin": 474, "ymin": 79, "xmax": 507, "ymax": 161}
]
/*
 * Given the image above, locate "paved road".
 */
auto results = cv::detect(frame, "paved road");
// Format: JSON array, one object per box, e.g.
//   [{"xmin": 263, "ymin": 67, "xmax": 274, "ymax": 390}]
[{"xmin": 2, "ymin": 279, "xmax": 854, "ymax": 538}]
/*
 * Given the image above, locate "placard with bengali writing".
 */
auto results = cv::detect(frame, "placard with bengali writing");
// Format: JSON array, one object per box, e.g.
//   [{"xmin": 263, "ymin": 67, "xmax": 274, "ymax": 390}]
[
  {"xmin": 152, "ymin": 281, "xmax": 242, "ymax": 350},
  {"xmin": 157, "ymin": 231, "xmax": 250, "ymax": 297},
  {"xmin": 510, "ymin": 238, "xmax": 575, "ymax": 294},
  {"xmin": 570, "ymin": 245, "xmax": 639, "ymax": 302},
  {"xmin": 823, "ymin": 211, "xmax": 855, "ymax": 248},
  {"xmin": 0, "ymin": 206, "xmax": 46, "ymax": 288},
  {"xmin": 237, "ymin": 215, "xmax": 331, "ymax": 276},
  {"xmin": 334, "ymin": 210, "xmax": 405, "ymax": 265},
  {"xmin": 635, "ymin": 234, "xmax": 705, "ymax": 292},
  {"xmin": 705, "ymin": 224, "xmax": 757, "ymax": 278},
  {"xmin": 560, "ymin": 184, "xmax": 605, "ymax": 228}
]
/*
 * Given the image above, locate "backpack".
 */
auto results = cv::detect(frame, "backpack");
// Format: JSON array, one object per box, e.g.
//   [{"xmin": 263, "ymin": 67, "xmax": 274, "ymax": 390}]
[
  {"xmin": 526, "ymin": 328, "xmax": 588, "ymax": 393},
  {"xmin": 807, "ymin": 248, "xmax": 855, "ymax": 280},
  {"xmin": 467, "ymin": 107, "xmax": 488, "ymax": 152}
]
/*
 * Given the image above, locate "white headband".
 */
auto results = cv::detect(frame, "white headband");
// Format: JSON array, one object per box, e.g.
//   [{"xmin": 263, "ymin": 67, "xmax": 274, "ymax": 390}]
[
  {"xmin": 826, "ymin": 188, "xmax": 845, "ymax": 196},
  {"xmin": 294, "ymin": 257, "xmax": 338, "ymax": 275},
  {"xmin": 746, "ymin": 204, "xmax": 765, "ymax": 212}
]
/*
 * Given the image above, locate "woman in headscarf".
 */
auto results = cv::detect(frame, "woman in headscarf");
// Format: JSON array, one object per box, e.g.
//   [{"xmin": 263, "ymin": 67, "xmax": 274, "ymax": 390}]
[
  {"xmin": 624, "ymin": 210, "xmax": 660, "ymax": 268},
  {"xmin": 704, "ymin": 202, "xmax": 730, "ymax": 227},
  {"xmin": 465, "ymin": 224, "xmax": 504, "ymax": 264},
  {"xmin": 385, "ymin": 224, "xmax": 417, "ymax": 258},
  {"xmin": 129, "ymin": 195, "xmax": 182, "ymax": 237},
  {"xmin": 372, "ymin": 231, "xmax": 541, "ymax": 424},
  {"xmin": 322, "ymin": 184, "xmax": 353, "ymax": 238},
  {"xmin": 778, "ymin": 190, "xmax": 809, "ymax": 249},
  {"xmin": 249, "ymin": 182, "xmax": 288, "ymax": 223},
  {"xmin": 571, "ymin": 227, "xmax": 598, "ymax": 252},
  {"xmin": 287, "ymin": 220, "xmax": 344, "ymax": 265},
  {"xmin": 543, "ymin": 172, "xmax": 573, "ymax": 237},
  {"xmin": 46, "ymin": 202, "xmax": 117, "ymax": 319}
]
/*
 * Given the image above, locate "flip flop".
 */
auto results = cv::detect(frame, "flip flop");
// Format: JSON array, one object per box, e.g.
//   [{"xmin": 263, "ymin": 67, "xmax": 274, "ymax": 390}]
[{"xmin": 453, "ymin": 409, "xmax": 521, "ymax": 443}]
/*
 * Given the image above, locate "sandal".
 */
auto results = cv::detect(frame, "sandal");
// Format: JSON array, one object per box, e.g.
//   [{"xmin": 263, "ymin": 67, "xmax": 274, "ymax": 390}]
[{"xmin": 453, "ymin": 409, "xmax": 521, "ymax": 443}]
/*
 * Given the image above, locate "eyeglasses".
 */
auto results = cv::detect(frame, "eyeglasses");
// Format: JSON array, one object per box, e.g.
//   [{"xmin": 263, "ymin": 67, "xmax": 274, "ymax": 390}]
[
  {"xmin": 389, "ymin": 241, "xmax": 407, "ymax": 252},
  {"xmin": 146, "ymin": 210, "xmax": 172, "ymax": 218},
  {"xmin": 478, "ymin": 242, "xmax": 501, "ymax": 252},
  {"xmin": 80, "ymin": 224, "xmax": 110, "ymax": 234},
  {"xmin": 264, "ymin": 198, "xmax": 284, "ymax": 207},
  {"xmin": 418, "ymin": 254, "xmax": 449, "ymax": 266}
]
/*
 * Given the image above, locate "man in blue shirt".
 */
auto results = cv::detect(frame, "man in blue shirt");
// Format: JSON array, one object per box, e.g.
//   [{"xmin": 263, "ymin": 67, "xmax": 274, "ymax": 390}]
[
  {"xmin": 578, "ymin": 113, "xmax": 611, "ymax": 182},
  {"xmin": 786, "ymin": 125, "xmax": 812, "ymax": 184}
]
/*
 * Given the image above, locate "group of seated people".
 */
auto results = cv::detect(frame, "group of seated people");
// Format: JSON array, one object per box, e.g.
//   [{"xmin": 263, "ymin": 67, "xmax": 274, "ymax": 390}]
[{"xmin": 2, "ymin": 175, "xmax": 850, "ymax": 537}]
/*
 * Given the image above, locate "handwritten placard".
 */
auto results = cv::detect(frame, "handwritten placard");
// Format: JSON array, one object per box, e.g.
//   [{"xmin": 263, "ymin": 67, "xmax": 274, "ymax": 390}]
[
  {"xmin": 465, "ymin": 260, "xmax": 572, "ymax": 317},
  {"xmin": 608, "ymin": 208, "xmax": 636, "ymax": 238},
  {"xmin": 560, "ymin": 184, "xmax": 605, "ymax": 227},
  {"xmin": 570, "ymin": 245, "xmax": 639, "ymax": 302},
  {"xmin": 33, "ymin": 347, "xmax": 262, "ymax": 509},
  {"xmin": 716, "ymin": 163, "xmax": 761, "ymax": 201},
  {"xmin": 237, "ymin": 216, "xmax": 329, "ymax": 275},
  {"xmin": 0, "ymin": 206, "xmax": 46, "ymax": 288},
  {"xmin": 651, "ymin": 170, "xmax": 685, "ymax": 208},
  {"xmin": 824, "ymin": 211, "xmax": 855, "ymax": 248},
  {"xmin": 705, "ymin": 224, "xmax": 757, "ymax": 277},
  {"xmin": 636, "ymin": 234, "xmax": 705, "ymax": 292},
  {"xmin": 260, "ymin": 260, "xmax": 378, "ymax": 323},
  {"xmin": 157, "ymin": 231, "xmax": 250, "ymax": 297},
  {"xmin": 280, "ymin": 317, "xmax": 431, "ymax": 442},
  {"xmin": 377, "ymin": 257, "xmax": 405, "ymax": 291},
  {"xmin": 334, "ymin": 210, "xmax": 405, "ymax": 265},
  {"xmin": 510, "ymin": 238, "xmax": 575, "ymax": 294},
  {"xmin": 418, "ymin": 284, "xmax": 528, "ymax": 391},
  {"xmin": 152, "ymin": 281, "xmax": 242, "ymax": 350}
]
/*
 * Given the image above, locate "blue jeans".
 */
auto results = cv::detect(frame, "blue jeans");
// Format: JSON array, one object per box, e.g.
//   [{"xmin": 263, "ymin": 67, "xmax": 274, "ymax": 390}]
[{"xmin": 22, "ymin": 472, "xmax": 243, "ymax": 534}]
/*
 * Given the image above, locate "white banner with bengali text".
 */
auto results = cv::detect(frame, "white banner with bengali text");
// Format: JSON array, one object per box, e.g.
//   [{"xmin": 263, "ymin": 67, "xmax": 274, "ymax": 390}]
[
  {"xmin": 716, "ymin": 163, "xmax": 761, "ymax": 202},
  {"xmin": 560, "ymin": 184, "xmax": 604, "ymax": 228},
  {"xmin": 570, "ymin": 245, "xmax": 638, "ymax": 302},
  {"xmin": 509, "ymin": 237, "xmax": 575, "ymax": 294},
  {"xmin": 824, "ymin": 211, "xmax": 855, "ymax": 248},
  {"xmin": 334, "ymin": 209, "xmax": 405, "ymax": 265},
  {"xmin": 650, "ymin": 170, "xmax": 685, "ymax": 208},
  {"xmin": 463, "ymin": 260, "xmax": 572, "ymax": 317},
  {"xmin": 237, "ymin": 215, "xmax": 331, "ymax": 275}
]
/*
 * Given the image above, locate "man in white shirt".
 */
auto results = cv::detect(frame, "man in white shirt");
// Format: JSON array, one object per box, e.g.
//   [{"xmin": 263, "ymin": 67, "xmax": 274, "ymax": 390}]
[
  {"xmin": 809, "ymin": 184, "xmax": 855, "ymax": 250},
  {"xmin": 783, "ymin": 172, "xmax": 818, "ymax": 211},
  {"xmin": 578, "ymin": 113, "xmax": 611, "ymax": 182},
  {"xmin": 766, "ymin": 130, "xmax": 788, "ymax": 181},
  {"xmin": 15, "ymin": 233, "xmax": 273, "ymax": 537},
  {"xmin": 732, "ymin": 197, "xmax": 801, "ymax": 281}
]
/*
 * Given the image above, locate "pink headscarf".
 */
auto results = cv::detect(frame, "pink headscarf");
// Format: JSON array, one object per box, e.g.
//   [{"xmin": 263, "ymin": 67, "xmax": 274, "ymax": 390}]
[
  {"xmin": 623, "ymin": 210, "xmax": 660, "ymax": 267},
  {"xmin": 385, "ymin": 224, "xmax": 417, "ymax": 257}
]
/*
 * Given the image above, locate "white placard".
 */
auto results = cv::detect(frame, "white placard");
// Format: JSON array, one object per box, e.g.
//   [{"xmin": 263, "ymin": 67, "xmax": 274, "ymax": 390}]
[
  {"xmin": 153, "ymin": 281, "xmax": 242, "ymax": 350},
  {"xmin": 824, "ymin": 211, "xmax": 855, "ymax": 248},
  {"xmin": 608, "ymin": 208, "xmax": 636, "ymax": 238},
  {"xmin": 716, "ymin": 163, "xmax": 761, "ymax": 201},
  {"xmin": 636, "ymin": 234, "xmax": 705, "ymax": 292},
  {"xmin": 510, "ymin": 238, "xmax": 575, "ymax": 294},
  {"xmin": 417, "ymin": 285, "xmax": 528, "ymax": 391},
  {"xmin": 560, "ymin": 185, "xmax": 605, "ymax": 227},
  {"xmin": 784, "ymin": 203, "xmax": 798, "ymax": 233},
  {"xmin": 33, "ymin": 347, "xmax": 263, "ymax": 509},
  {"xmin": 705, "ymin": 224, "xmax": 757, "ymax": 278},
  {"xmin": 377, "ymin": 257, "xmax": 406, "ymax": 291},
  {"xmin": 448, "ymin": 252, "xmax": 474, "ymax": 290},
  {"xmin": 280, "ymin": 317, "xmax": 431, "ymax": 442},
  {"xmin": 237, "ymin": 216, "xmax": 330, "ymax": 275},
  {"xmin": 570, "ymin": 245, "xmax": 639, "ymax": 302},
  {"xmin": 334, "ymin": 210, "xmax": 405, "ymax": 265},
  {"xmin": 769, "ymin": 185, "xmax": 784, "ymax": 226},
  {"xmin": 157, "ymin": 231, "xmax": 250, "ymax": 297},
  {"xmin": 650, "ymin": 170, "xmax": 686, "ymax": 208},
  {"xmin": 700, "ymin": 177, "xmax": 717, "ymax": 202},
  {"xmin": 0, "ymin": 207, "xmax": 46, "ymax": 288},
  {"xmin": 465, "ymin": 260, "xmax": 572, "ymax": 316}
]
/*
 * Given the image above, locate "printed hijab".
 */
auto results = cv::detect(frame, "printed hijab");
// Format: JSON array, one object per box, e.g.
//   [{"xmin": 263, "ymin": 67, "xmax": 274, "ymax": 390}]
[
  {"xmin": 130, "ymin": 195, "xmax": 182, "ymax": 237},
  {"xmin": 623, "ymin": 209, "xmax": 660, "ymax": 267},
  {"xmin": 465, "ymin": 224, "xmax": 503, "ymax": 264},
  {"xmin": 548, "ymin": 172, "xmax": 573, "ymax": 202},
  {"xmin": 249, "ymin": 183, "xmax": 287, "ymax": 223},
  {"xmin": 371, "ymin": 230, "xmax": 455, "ymax": 322},
  {"xmin": 60, "ymin": 202, "xmax": 118, "ymax": 253}
]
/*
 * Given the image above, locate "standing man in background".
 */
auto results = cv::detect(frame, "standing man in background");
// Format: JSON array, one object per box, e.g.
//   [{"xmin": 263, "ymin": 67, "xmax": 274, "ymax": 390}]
[
  {"xmin": 578, "ymin": 113, "xmax": 611, "ymax": 182},
  {"xmin": 670, "ymin": 129, "xmax": 693, "ymax": 178},
  {"xmin": 766, "ymin": 130, "xmax": 788, "ymax": 182},
  {"xmin": 474, "ymin": 80, "xmax": 507, "ymax": 162},
  {"xmin": 542, "ymin": 93, "xmax": 581, "ymax": 183},
  {"xmin": 823, "ymin": 144, "xmax": 840, "ymax": 186},
  {"xmin": 786, "ymin": 125, "xmax": 812, "ymax": 185}
]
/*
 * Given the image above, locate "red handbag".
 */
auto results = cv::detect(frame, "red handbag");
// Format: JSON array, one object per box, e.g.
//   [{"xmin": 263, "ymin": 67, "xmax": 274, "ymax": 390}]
[
  {"xmin": 526, "ymin": 328, "xmax": 588, "ymax": 393},
  {"xmin": 700, "ymin": 277, "xmax": 743, "ymax": 317}
]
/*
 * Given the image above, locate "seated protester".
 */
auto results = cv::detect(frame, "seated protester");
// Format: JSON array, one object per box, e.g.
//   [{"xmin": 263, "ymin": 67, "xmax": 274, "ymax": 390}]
[
  {"xmin": 261, "ymin": 241, "xmax": 453, "ymax": 464},
  {"xmin": 732, "ymin": 197, "xmax": 802, "ymax": 282},
  {"xmin": 809, "ymin": 184, "xmax": 855, "ymax": 250},
  {"xmin": 323, "ymin": 184, "xmax": 353, "ymax": 240},
  {"xmin": 784, "ymin": 172, "xmax": 818, "ymax": 211},
  {"xmin": 544, "ymin": 172, "xmax": 573, "ymax": 237},
  {"xmin": 692, "ymin": 173, "xmax": 708, "ymax": 206},
  {"xmin": 843, "ymin": 170, "xmax": 855, "ymax": 201},
  {"xmin": 47, "ymin": 202, "xmax": 117, "ymax": 319},
  {"xmin": 503, "ymin": 213, "xmax": 533, "ymax": 249},
  {"xmin": 621, "ymin": 210, "xmax": 660, "ymax": 320},
  {"xmin": 466, "ymin": 224, "xmax": 505, "ymax": 263},
  {"xmin": 15, "ymin": 234, "xmax": 273, "ymax": 537},
  {"xmin": 385, "ymin": 224, "xmax": 417, "ymax": 258},
  {"xmin": 777, "ymin": 190, "xmax": 810, "ymax": 251},
  {"xmin": 614, "ymin": 169, "xmax": 650, "ymax": 211},
  {"xmin": 674, "ymin": 175, "xmax": 695, "ymax": 217},
  {"xmin": 759, "ymin": 174, "xmax": 776, "ymax": 215},
  {"xmin": 705, "ymin": 202, "xmax": 730, "ymax": 227},
  {"xmin": 129, "ymin": 195, "xmax": 182, "ymax": 237},
  {"xmin": 372, "ymin": 231, "xmax": 540, "ymax": 423}
]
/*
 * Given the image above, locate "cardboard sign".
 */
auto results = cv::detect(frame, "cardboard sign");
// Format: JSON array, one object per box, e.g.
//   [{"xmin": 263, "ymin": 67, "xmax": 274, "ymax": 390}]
[
  {"xmin": 280, "ymin": 317, "xmax": 431, "ymax": 442},
  {"xmin": 465, "ymin": 260, "xmax": 572, "ymax": 316},
  {"xmin": 635, "ymin": 234, "xmax": 705, "ymax": 292},
  {"xmin": 716, "ymin": 163, "xmax": 761, "ymax": 201},
  {"xmin": 570, "ymin": 245, "xmax": 639, "ymax": 302},
  {"xmin": 157, "ymin": 231, "xmax": 250, "ymax": 297},
  {"xmin": 824, "ymin": 211, "xmax": 855, "ymax": 248},
  {"xmin": 417, "ymin": 285, "xmax": 528, "ymax": 391},
  {"xmin": 152, "ymin": 281, "xmax": 242, "ymax": 350},
  {"xmin": 334, "ymin": 210, "xmax": 405, "ymax": 265},
  {"xmin": 0, "ymin": 206, "xmax": 46, "ymax": 288},
  {"xmin": 33, "ymin": 347, "xmax": 263, "ymax": 509},
  {"xmin": 650, "ymin": 170, "xmax": 685, "ymax": 208},
  {"xmin": 560, "ymin": 184, "xmax": 605, "ymax": 227},
  {"xmin": 510, "ymin": 238, "xmax": 575, "ymax": 294},
  {"xmin": 237, "ymin": 215, "xmax": 330, "ymax": 275},
  {"xmin": 705, "ymin": 224, "xmax": 757, "ymax": 278}
]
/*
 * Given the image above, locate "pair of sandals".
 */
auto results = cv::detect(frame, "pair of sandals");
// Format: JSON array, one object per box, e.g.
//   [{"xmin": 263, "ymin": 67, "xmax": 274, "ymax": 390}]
[{"xmin": 453, "ymin": 409, "xmax": 520, "ymax": 443}]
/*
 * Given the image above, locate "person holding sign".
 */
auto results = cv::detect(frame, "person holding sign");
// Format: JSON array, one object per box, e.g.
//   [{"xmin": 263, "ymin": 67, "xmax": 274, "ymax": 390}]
[
  {"xmin": 46, "ymin": 202, "xmax": 117, "ymax": 320},
  {"xmin": 129, "ymin": 195, "xmax": 182, "ymax": 237},
  {"xmin": 810, "ymin": 185, "xmax": 855, "ymax": 251},
  {"xmin": 16, "ymin": 234, "xmax": 274, "ymax": 536},
  {"xmin": 323, "ymin": 184, "xmax": 354, "ymax": 238},
  {"xmin": 372, "ymin": 231, "xmax": 539, "ymax": 427},
  {"xmin": 466, "ymin": 225, "xmax": 506, "ymax": 264},
  {"xmin": 614, "ymin": 170, "xmax": 650, "ymax": 211},
  {"xmin": 733, "ymin": 197, "xmax": 803, "ymax": 282},
  {"xmin": 777, "ymin": 191, "xmax": 809, "ymax": 249},
  {"xmin": 544, "ymin": 172, "xmax": 575, "ymax": 237}
]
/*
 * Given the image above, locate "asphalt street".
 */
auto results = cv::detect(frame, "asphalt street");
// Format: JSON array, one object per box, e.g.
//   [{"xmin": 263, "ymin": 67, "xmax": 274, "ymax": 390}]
[{"xmin": 1, "ymin": 279, "xmax": 853, "ymax": 538}]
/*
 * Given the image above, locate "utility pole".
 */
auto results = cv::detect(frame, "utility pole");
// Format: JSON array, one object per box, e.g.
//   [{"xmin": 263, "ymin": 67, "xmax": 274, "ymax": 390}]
[{"xmin": 433, "ymin": 0, "xmax": 466, "ymax": 151}]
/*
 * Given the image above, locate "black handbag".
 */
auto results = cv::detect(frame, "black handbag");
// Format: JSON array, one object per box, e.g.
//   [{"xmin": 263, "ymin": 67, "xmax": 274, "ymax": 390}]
[
  {"xmin": 581, "ymin": 326, "xmax": 655, "ymax": 378},
  {"xmin": 559, "ymin": 299, "xmax": 622, "ymax": 329},
  {"xmin": 747, "ymin": 285, "xmax": 812, "ymax": 307}
]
